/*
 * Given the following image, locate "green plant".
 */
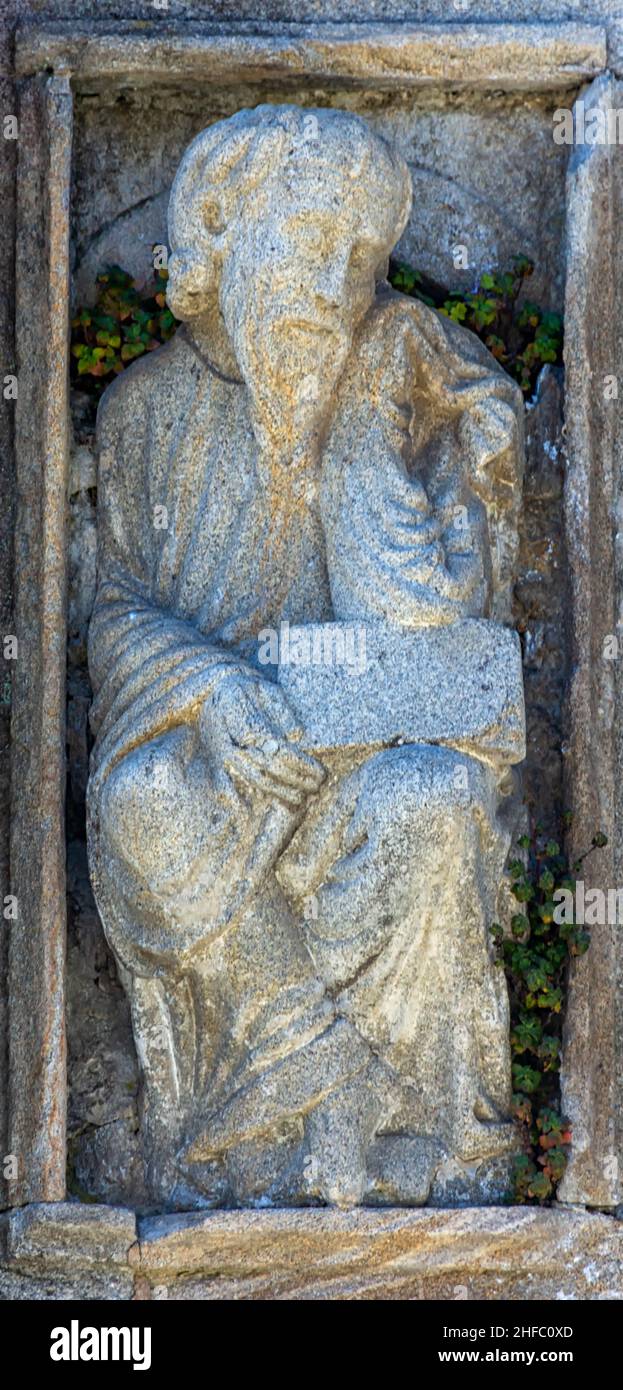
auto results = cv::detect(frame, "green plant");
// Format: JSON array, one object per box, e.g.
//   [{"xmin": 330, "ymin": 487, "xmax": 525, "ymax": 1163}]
[
  {"xmin": 71, "ymin": 263, "xmax": 178, "ymax": 396},
  {"xmin": 72, "ymin": 255, "xmax": 562, "ymax": 405},
  {"xmin": 490, "ymin": 819, "xmax": 607, "ymax": 1203},
  {"xmin": 388, "ymin": 255, "xmax": 563, "ymax": 396}
]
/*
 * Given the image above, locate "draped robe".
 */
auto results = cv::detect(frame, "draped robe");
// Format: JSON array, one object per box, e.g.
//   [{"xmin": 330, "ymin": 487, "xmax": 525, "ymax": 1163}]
[{"xmin": 87, "ymin": 289, "xmax": 524, "ymax": 1205}]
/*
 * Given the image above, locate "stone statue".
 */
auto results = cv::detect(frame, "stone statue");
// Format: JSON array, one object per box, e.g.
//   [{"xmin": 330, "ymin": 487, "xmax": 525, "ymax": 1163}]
[{"xmin": 86, "ymin": 105, "xmax": 526, "ymax": 1210}]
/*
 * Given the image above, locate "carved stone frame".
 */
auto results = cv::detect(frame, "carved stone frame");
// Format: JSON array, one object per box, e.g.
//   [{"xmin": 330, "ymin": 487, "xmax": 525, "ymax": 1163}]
[{"xmin": 5, "ymin": 18, "xmax": 622, "ymax": 1295}]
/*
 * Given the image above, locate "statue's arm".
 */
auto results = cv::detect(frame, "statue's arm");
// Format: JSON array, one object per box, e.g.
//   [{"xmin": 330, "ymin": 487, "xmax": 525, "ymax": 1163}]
[
  {"xmin": 401, "ymin": 294, "xmax": 524, "ymax": 508},
  {"xmin": 88, "ymin": 372, "xmax": 324, "ymax": 808},
  {"xmin": 88, "ymin": 377, "xmax": 248, "ymax": 767},
  {"xmin": 402, "ymin": 297, "xmax": 525, "ymax": 619},
  {"xmin": 322, "ymin": 295, "xmax": 524, "ymax": 625}
]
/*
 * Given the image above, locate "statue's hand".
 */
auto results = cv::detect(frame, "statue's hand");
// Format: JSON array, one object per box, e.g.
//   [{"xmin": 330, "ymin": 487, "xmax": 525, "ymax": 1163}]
[
  {"xmin": 459, "ymin": 397, "xmax": 521, "ymax": 498},
  {"xmin": 198, "ymin": 671, "xmax": 326, "ymax": 809}
]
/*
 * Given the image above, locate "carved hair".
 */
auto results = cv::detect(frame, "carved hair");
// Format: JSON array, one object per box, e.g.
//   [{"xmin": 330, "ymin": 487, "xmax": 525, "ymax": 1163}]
[{"xmin": 167, "ymin": 105, "xmax": 412, "ymax": 311}]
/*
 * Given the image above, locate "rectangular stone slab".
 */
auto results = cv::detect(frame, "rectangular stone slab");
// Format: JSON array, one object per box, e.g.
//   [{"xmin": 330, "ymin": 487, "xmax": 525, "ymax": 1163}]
[
  {"xmin": 558, "ymin": 75, "xmax": 622, "ymax": 1209},
  {"xmin": 15, "ymin": 21, "xmax": 607, "ymax": 94},
  {"xmin": 134, "ymin": 1206, "xmax": 623, "ymax": 1301},
  {"xmin": 6, "ymin": 1203, "xmax": 137, "ymax": 1273},
  {"xmin": 278, "ymin": 619, "xmax": 525, "ymax": 764},
  {"xmin": 2, "ymin": 1204, "xmax": 622, "ymax": 1300},
  {"xmin": 8, "ymin": 74, "xmax": 72, "ymax": 1206}
]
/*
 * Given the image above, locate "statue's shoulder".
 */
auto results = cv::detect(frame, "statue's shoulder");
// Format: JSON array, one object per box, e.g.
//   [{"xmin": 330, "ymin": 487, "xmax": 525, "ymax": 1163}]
[
  {"xmin": 364, "ymin": 285, "xmax": 478, "ymax": 351},
  {"xmin": 344, "ymin": 286, "xmax": 450, "ymax": 392},
  {"xmin": 352, "ymin": 287, "xmax": 451, "ymax": 376},
  {"xmin": 356, "ymin": 284, "xmax": 518, "ymax": 389},
  {"xmin": 96, "ymin": 329, "xmax": 193, "ymax": 444},
  {"xmin": 359, "ymin": 285, "xmax": 440, "ymax": 345}
]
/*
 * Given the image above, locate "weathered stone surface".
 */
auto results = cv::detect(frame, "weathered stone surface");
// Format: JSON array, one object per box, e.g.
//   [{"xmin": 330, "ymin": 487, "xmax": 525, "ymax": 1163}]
[
  {"xmin": 1, "ymin": 1201, "xmax": 621, "ymax": 1301},
  {"xmin": 605, "ymin": 19, "xmax": 623, "ymax": 74},
  {"xmin": 4, "ymin": 1202, "xmax": 136, "ymax": 1272},
  {"xmin": 559, "ymin": 76, "xmax": 623, "ymax": 1210},
  {"xmin": 64, "ymin": 424, "xmax": 148, "ymax": 1210},
  {"xmin": 3, "ymin": 1, "xmax": 622, "ymax": 30},
  {"xmin": 84, "ymin": 103, "xmax": 525, "ymax": 1211},
  {"xmin": 65, "ymin": 838, "xmax": 147, "ymax": 1211},
  {"xmin": 8, "ymin": 74, "xmax": 73, "ymax": 1207},
  {"xmin": 70, "ymin": 88, "xmax": 569, "ymax": 323},
  {"xmin": 0, "ymin": 0, "xmax": 617, "ymax": 1312},
  {"xmin": 15, "ymin": 20, "xmax": 607, "ymax": 92},
  {"xmin": 384, "ymin": 97, "xmax": 568, "ymax": 314},
  {"xmin": 73, "ymin": 192, "xmax": 169, "ymax": 308},
  {"xmin": 0, "ymin": 1201, "xmax": 136, "ymax": 1299},
  {"xmin": 278, "ymin": 620, "xmax": 525, "ymax": 763},
  {"xmin": 136, "ymin": 1206, "xmax": 623, "ymax": 1300},
  {"xmin": 0, "ymin": 21, "xmax": 16, "ymax": 1214},
  {"xmin": 68, "ymin": 451, "xmax": 97, "ymax": 647},
  {"xmin": 0, "ymin": 1267, "xmax": 135, "ymax": 1301},
  {"xmin": 0, "ymin": 0, "xmax": 621, "ymax": 1312}
]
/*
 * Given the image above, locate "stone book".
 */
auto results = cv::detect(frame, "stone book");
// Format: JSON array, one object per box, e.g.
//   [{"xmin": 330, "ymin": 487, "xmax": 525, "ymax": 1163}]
[{"xmin": 278, "ymin": 619, "xmax": 526, "ymax": 765}]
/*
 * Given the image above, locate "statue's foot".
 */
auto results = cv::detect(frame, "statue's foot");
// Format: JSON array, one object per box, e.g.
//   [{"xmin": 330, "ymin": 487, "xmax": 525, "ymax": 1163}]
[
  {"xmin": 363, "ymin": 1134, "xmax": 445, "ymax": 1206},
  {"xmin": 171, "ymin": 1158, "xmax": 230, "ymax": 1210},
  {"xmin": 454, "ymin": 1119, "xmax": 517, "ymax": 1164},
  {"xmin": 302, "ymin": 1098, "xmax": 368, "ymax": 1208},
  {"xmin": 302, "ymin": 1065, "xmax": 389, "ymax": 1208},
  {"xmin": 362, "ymin": 1127, "xmax": 518, "ymax": 1208}
]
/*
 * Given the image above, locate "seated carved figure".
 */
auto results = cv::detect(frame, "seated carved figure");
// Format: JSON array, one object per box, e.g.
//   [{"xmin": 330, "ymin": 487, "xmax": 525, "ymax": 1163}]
[{"xmin": 87, "ymin": 105, "xmax": 525, "ymax": 1209}]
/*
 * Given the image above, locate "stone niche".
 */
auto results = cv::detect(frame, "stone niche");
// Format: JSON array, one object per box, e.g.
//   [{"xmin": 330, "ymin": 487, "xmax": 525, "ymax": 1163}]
[{"xmin": 3, "ymin": 18, "xmax": 623, "ymax": 1299}]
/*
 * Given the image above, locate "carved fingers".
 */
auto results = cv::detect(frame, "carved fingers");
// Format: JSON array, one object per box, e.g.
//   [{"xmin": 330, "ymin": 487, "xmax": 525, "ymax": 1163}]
[{"xmin": 199, "ymin": 672, "xmax": 326, "ymax": 809}]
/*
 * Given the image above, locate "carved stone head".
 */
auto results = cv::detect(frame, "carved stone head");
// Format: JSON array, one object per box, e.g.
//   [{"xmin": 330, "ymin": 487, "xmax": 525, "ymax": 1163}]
[{"xmin": 166, "ymin": 105, "xmax": 412, "ymax": 458}]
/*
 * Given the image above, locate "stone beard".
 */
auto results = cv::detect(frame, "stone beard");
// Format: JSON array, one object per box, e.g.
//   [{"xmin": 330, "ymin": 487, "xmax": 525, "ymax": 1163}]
[{"xmin": 86, "ymin": 104, "xmax": 526, "ymax": 1209}]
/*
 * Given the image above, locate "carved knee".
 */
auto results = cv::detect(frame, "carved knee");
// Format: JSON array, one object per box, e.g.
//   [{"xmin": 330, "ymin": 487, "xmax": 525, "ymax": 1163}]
[
  {"xmin": 99, "ymin": 726, "xmax": 197, "ymax": 879},
  {"xmin": 361, "ymin": 743, "xmax": 488, "ymax": 835}
]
